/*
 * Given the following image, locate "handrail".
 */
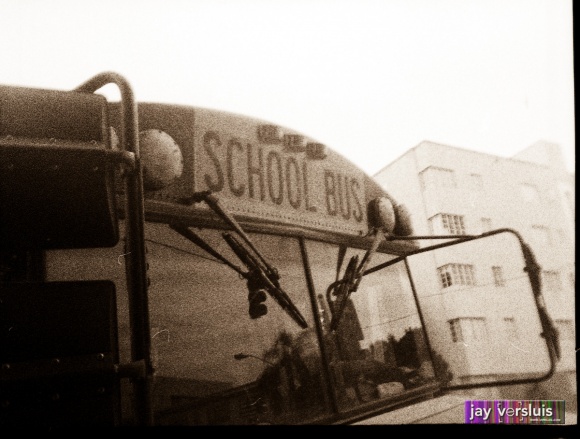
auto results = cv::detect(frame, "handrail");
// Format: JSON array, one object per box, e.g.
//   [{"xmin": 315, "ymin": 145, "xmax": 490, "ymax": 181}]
[{"xmin": 75, "ymin": 72, "xmax": 153, "ymax": 426}]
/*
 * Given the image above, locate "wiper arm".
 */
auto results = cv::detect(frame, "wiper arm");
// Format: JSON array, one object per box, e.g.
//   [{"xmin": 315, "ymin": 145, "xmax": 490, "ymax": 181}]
[
  {"xmin": 169, "ymin": 223, "xmax": 246, "ymax": 276},
  {"xmin": 328, "ymin": 230, "xmax": 384, "ymax": 331},
  {"xmin": 335, "ymin": 244, "xmax": 347, "ymax": 283},
  {"xmin": 183, "ymin": 191, "xmax": 279, "ymax": 281},
  {"xmin": 224, "ymin": 232, "xmax": 308, "ymax": 329},
  {"xmin": 180, "ymin": 191, "xmax": 307, "ymax": 329},
  {"xmin": 327, "ymin": 254, "xmax": 359, "ymax": 331}
]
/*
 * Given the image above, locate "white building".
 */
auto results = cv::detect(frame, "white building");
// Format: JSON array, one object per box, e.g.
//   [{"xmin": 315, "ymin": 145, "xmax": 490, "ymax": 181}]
[{"xmin": 374, "ymin": 140, "xmax": 575, "ymax": 409}]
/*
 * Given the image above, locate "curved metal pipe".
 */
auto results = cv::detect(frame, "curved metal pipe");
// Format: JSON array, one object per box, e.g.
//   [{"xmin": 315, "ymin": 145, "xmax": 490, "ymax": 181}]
[{"xmin": 75, "ymin": 72, "xmax": 153, "ymax": 425}]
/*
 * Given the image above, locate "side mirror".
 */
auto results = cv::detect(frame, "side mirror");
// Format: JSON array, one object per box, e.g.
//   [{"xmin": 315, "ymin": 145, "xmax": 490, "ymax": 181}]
[
  {"xmin": 386, "ymin": 229, "xmax": 559, "ymax": 390},
  {"xmin": 407, "ymin": 229, "xmax": 559, "ymax": 389}
]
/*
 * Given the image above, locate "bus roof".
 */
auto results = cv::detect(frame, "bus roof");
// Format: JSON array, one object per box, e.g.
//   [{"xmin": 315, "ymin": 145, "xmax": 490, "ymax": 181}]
[{"xmin": 109, "ymin": 102, "xmax": 417, "ymax": 254}]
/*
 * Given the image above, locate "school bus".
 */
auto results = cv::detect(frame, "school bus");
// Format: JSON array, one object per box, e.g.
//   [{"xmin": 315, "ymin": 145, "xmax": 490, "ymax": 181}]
[{"xmin": 0, "ymin": 72, "xmax": 562, "ymax": 426}]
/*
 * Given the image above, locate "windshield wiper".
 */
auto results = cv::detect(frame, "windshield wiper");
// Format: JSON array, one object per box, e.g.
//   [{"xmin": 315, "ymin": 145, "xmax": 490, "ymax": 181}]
[
  {"xmin": 223, "ymin": 232, "xmax": 308, "ymax": 328},
  {"xmin": 169, "ymin": 223, "xmax": 246, "ymax": 276},
  {"xmin": 328, "ymin": 230, "xmax": 384, "ymax": 331},
  {"xmin": 179, "ymin": 191, "xmax": 308, "ymax": 329}
]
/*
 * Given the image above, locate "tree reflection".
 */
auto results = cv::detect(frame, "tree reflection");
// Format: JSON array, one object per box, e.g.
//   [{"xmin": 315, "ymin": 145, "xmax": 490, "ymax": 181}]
[
  {"xmin": 324, "ymin": 295, "xmax": 444, "ymax": 406},
  {"xmin": 257, "ymin": 330, "xmax": 324, "ymax": 419}
]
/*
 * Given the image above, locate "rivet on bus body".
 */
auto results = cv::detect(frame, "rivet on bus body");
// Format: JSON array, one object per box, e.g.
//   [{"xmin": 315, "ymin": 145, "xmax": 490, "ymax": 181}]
[
  {"xmin": 1, "ymin": 363, "xmax": 10, "ymax": 371},
  {"xmin": 97, "ymin": 353, "xmax": 105, "ymax": 360}
]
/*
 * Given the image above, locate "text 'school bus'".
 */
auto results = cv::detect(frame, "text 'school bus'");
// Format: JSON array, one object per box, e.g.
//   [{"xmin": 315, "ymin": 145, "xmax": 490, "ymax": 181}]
[{"xmin": 0, "ymin": 73, "xmax": 561, "ymax": 427}]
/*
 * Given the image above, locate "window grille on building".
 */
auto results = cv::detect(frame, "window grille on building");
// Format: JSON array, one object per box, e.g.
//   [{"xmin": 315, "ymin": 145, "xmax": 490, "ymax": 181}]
[
  {"xmin": 449, "ymin": 319, "xmax": 462, "ymax": 343},
  {"xmin": 449, "ymin": 317, "xmax": 488, "ymax": 343},
  {"xmin": 429, "ymin": 213, "xmax": 466, "ymax": 235},
  {"xmin": 492, "ymin": 266, "xmax": 506, "ymax": 287},
  {"xmin": 442, "ymin": 214, "xmax": 465, "ymax": 235},
  {"xmin": 437, "ymin": 264, "xmax": 476, "ymax": 288}
]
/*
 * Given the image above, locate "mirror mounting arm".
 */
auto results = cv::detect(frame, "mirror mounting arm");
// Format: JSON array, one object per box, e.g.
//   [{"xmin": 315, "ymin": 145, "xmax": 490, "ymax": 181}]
[{"xmin": 521, "ymin": 241, "xmax": 561, "ymax": 362}]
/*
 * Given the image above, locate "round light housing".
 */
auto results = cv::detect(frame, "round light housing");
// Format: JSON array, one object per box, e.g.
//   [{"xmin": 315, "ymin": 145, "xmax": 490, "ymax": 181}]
[
  {"xmin": 139, "ymin": 129, "xmax": 184, "ymax": 190},
  {"xmin": 393, "ymin": 203, "xmax": 414, "ymax": 236},
  {"xmin": 367, "ymin": 196, "xmax": 396, "ymax": 234}
]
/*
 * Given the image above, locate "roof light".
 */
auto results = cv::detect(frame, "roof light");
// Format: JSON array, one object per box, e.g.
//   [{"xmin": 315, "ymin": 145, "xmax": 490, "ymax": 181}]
[
  {"xmin": 306, "ymin": 142, "xmax": 327, "ymax": 159},
  {"xmin": 367, "ymin": 197, "xmax": 396, "ymax": 234},
  {"xmin": 257, "ymin": 124, "xmax": 282, "ymax": 144},
  {"xmin": 139, "ymin": 129, "xmax": 183, "ymax": 191},
  {"xmin": 393, "ymin": 203, "xmax": 414, "ymax": 236},
  {"xmin": 283, "ymin": 134, "xmax": 306, "ymax": 152}
]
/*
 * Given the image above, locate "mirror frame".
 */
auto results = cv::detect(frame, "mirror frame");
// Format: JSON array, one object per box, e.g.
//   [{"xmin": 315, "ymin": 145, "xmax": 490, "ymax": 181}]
[{"xmin": 363, "ymin": 227, "xmax": 560, "ymax": 391}]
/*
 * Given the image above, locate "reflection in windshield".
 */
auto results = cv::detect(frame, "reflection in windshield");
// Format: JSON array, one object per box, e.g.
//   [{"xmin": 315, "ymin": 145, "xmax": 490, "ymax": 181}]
[
  {"xmin": 145, "ymin": 224, "xmax": 328, "ymax": 425},
  {"xmin": 306, "ymin": 241, "xmax": 437, "ymax": 409},
  {"xmin": 255, "ymin": 329, "xmax": 324, "ymax": 416},
  {"xmin": 44, "ymin": 222, "xmax": 441, "ymax": 424},
  {"xmin": 146, "ymin": 224, "xmax": 438, "ymax": 423}
]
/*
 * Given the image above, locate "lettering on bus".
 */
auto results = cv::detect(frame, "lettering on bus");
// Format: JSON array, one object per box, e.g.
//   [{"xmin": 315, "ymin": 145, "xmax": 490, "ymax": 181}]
[{"xmin": 200, "ymin": 131, "xmax": 364, "ymax": 223}]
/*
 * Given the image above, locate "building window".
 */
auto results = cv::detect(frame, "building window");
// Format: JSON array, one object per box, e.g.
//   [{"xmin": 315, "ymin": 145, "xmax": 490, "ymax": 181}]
[
  {"xmin": 481, "ymin": 217, "xmax": 492, "ymax": 233},
  {"xmin": 520, "ymin": 183, "xmax": 540, "ymax": 203},
  {"xmin": 492, "ymin": 266, "xmax": 505, "ymax": 287},
  {"xmin": 449, "ymin": 320, "xmax": 462, "ymax": 343},
  {"xmin": 503, "ymin": 317, "xmax": 519, "ymax": 341},
  {"xmin": 449, "ymin": 317, "xmax": 488, "ymax": 343},
  {"xmin": 442, "ymin": 214, "xmax": 466, "ymax": 235},
  {"xmin": 420, "ymin": 166, "xmax": 456, "ymax": 190},
  {"xmin": 532, "ymin": 225, "xmax": 552, "ymax": 247},
  {"xmin": 429, "ymin": 213, "xmax": 466, "ymax": 235},
  {"xmin": 438, "ymin": 264, "xmax": 476, "ymax": 288},
  {"xmin": 554, "ymin": 319, "xmax": 574, "ymax": 340},
  {"xmin": 469, "ymin": 173, "xmax": 483, "ymax": 191}
]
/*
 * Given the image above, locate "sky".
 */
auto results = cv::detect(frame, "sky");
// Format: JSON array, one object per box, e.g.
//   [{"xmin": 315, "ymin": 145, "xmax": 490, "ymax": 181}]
[{"xmin": 0, "ymin": 0, "xmax": 575, "ymax": 176}]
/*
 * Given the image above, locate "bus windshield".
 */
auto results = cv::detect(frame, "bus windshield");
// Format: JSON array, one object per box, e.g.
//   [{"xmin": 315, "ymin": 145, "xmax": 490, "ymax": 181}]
[{"xmin": 140, "ymin": 222, "xmax": 436, "ymax": 425}]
